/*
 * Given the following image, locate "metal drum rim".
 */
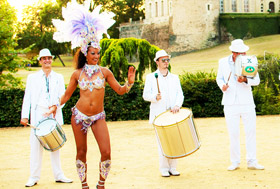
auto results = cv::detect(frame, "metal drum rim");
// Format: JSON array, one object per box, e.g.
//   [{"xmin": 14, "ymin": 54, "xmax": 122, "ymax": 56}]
[
  {"xmin": 35, "ymin": 118, "xmax": 58, "ymax": 136},
  {"xmin": 152, "ymin": 107, "xmax": 192, "ymax": 127}
]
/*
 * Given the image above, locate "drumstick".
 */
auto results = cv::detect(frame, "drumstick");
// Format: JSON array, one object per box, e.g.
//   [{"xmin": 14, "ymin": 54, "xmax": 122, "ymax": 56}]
[
  {"xmin": 20, "ymin": 121, "xmax": 40, "ymax": 130},
  {"xmin": 226, "ymin": 72, "xmax": 231, "ymax": 85},
  {"xmin": 154, "ymin": 73, "xmax": 160, "ymax": 93}
]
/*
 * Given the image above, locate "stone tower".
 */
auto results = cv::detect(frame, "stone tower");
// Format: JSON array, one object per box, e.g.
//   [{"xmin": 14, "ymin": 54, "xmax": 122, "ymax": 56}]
[
  {"xmin": 143, "ymin": 0, "xmax": 220, "ymax": 54},
  {"xmin": 119, "ymin": 0, "xmax": 279, "ymax": 54}
]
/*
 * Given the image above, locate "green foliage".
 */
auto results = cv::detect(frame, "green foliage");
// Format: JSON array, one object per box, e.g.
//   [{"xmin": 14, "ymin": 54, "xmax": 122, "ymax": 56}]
[
  {"xmin": 0, "ymin": 74, "xmax": 23, "ymax": 89},
  {"xmin": 92, "ymin": 0, "xmax": 145, "ymax": 38},
  {"xmin": 0, "ymin": 82, "xmax": 150, "ymax": 127},
  {"xmin": 253, "ymin": 54, "xmax": 280, "ymax": 115},
  {"xmin": 0, "ymin": 0, "xmax": 29, "ymax": 88},
  {"xmin": 16, "ymin": 1, "xmax": 69, "ymax": 63},
  {"xmin": 2, "ymin": 61, "xmax": 279, "ymax": 127},
  {"xmin": 100, "ymin": 38, "xmax": 160, "ymax": 82},
  {"xmin": 220, "ymin": 13, "xmax": 280, "ymax": 39},
  {"xmin": 0, "ymin": 0, "xmax": 17, "ymax": 74},
  {"xmin": 0, "ymin": 89, "xmax": 24, "ymax": 126},
  {"xmin": 103, "ymin": 81, "xmax": 150, "ymax": 121},
  {"xmin": 16, "ymin": 4, "xmax": 42, "ymax": 50},
  {"xmin": 53, "ymin": 0, "xmax": 145, "ymax": 39},
  {"xmin": 180, "ymin": 71, "xmax": 224, "ymax": 117}
]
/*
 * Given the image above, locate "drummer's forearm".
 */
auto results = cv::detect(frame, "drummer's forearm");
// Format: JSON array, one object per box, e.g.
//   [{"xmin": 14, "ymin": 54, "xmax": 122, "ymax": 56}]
[{"xmin": 143, "ymin": 93, "xmax": 157, "ymax": 103}]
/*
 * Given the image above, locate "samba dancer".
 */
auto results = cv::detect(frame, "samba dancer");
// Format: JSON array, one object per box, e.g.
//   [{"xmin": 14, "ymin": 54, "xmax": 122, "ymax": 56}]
[
  {"xmin": 143, "ymin": 50, "xmax": 184, "ymax": 177},
  {"xmin": 52, "ymin": 1, "xmax": 136, "ymax": 188},
  {"xmin": 216, "ymin": 39, "xmax": 264, "ymax": 171},
  {"xmin": 21, "ymin": 48, "xmax": 72, "ymax": 187}
]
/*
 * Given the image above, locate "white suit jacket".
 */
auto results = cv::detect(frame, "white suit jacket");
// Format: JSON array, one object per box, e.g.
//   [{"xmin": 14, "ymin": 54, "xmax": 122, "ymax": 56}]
[
  {"xmin": 216, "ymin": 55, "xmax": 260, "ymax": 106},
  {"xmin": 143, "ymin": 70, "xmax": 184, "ymax": 124},
  {"xmin": 21, "ymin": 70, "xmax": 65, "ymax": 125}
]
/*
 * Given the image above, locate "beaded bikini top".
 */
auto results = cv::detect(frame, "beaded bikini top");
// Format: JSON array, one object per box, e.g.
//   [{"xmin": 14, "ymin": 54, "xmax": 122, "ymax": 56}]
[{"xmin": 78, "ymin": 64, "xmax": 105, "ymax": 92}]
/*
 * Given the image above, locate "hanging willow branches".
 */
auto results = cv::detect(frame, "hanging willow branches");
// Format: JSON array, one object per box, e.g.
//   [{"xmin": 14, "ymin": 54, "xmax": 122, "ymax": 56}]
[{"xmin": 100, "ymin": 37, "xmax": 161, "ymax": 81}]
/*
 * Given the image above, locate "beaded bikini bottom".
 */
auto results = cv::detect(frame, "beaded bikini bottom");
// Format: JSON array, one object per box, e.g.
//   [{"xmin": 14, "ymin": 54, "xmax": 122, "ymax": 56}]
[{"xmin": 71, "ymin": 106, "xmax": 105, "ymax": 134}]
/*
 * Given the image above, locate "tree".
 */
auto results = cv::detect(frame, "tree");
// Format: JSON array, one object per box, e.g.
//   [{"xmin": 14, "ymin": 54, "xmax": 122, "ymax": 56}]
[
  {"xmin": 100, "ymin": 38, "xmax": 160, "ymax": 82},
  {"xmin": 0, "ymin": 0, "xmax": 25, "ymax": 88},
  {"xmin": 94, "ymin": 0, "xmax": 145, "ymax": 38},
  {"xmin": 16, "ymin": 1, "xmax": 69, "ymax": 66},
  {"xmin": 56, "ymin": 0, "xmax": 145, "ymax": 38}
]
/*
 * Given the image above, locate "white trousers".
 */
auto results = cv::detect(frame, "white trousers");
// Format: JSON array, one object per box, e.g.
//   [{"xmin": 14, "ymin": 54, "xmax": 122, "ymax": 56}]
[
  {"xmin": 224, "ymin": 105, "xmax": 257, "ymax": 164},
  {"xmin": 28, "ymin": 106, "xmax": 64, "ymax": 181},
  {"xmin": 155, "ymin": 134, "xmax": 177, "ymax": 172}
]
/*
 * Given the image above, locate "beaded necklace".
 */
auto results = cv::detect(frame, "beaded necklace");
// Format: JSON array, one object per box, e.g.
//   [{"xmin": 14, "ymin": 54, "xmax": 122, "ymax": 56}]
[{"xmin": 84, "ymin": 64, "xmax": 100, "ymax": 79}]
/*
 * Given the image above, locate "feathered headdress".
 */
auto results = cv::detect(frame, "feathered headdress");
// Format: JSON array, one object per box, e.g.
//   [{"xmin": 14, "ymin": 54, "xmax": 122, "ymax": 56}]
[{"xmin": 52, "ymin": 0, "xmax": 115, "ymax": 56}]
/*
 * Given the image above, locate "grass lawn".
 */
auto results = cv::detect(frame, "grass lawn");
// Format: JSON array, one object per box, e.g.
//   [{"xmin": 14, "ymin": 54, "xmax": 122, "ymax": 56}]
[{"xmin": 11, "ymin": 34, "xmax": 280, "ymax": 84}]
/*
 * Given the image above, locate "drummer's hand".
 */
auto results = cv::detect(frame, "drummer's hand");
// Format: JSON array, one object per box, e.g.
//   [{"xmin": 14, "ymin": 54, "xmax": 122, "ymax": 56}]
[
  {"xmin": 156, "ymin": 93, "xmax": 161, "ymax": 101},
  {"xmin": 222, "ymin": 84, "xmax": 229, "ymax": 91},
  {"xmin": 237, "ymin": 76, "xmax": 247, "ymax": 83},
  {"xmin": 171, "ymin": 106, "xmax": 180, "ymax": 114},
  {"xmin": 20, "ymin": 118, "xmax": 29, "ymax": 127},
  {"xmin": 43, "ymin": 105, "xmax": 57, "ymax": 118}
]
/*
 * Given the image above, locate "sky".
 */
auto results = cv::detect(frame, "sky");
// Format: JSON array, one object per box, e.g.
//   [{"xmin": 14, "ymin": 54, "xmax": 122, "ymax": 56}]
[{"xmin": 7, "ymin": 0, "xmax": 56, "ymax": 21}]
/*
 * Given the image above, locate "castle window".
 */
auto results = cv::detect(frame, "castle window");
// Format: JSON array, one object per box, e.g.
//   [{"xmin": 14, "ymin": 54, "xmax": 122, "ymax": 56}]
[
  {"xmin": 269, "ymin": 2, "xmax": 275, "ymax": 13},
  {"xmin": 232, "ymin": 0, "xmax": 237, "ymax": 12},
  {"xmin": 207, "ymin": 4, "xmax": 211, "ymax": 11},
  {"xmin": 261, "ymin": 3, "xmax": 264, "ymax": 12},
  {"xmin": 161, "ymin": 0, "xmax": 164, "ymax": 16},
  {"xmin": 155, "ymin": 2, "xmax": 158, "ymax": 17},
  {"xmin": 220, "ymin": 0, "xmax": 224, "ymax": 13},
  {"xmin": 244, "ymin": 0, "xmax": 249, "ymax": 12}
]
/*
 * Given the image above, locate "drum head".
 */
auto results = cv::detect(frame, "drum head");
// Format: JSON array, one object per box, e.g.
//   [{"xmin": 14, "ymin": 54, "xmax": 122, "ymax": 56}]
[
  {"xmin": 153, "ymin": 108, "xmax": 192, "ymax": 126},
  {"xmin": 35, "ymin": 118, "xmax": 57, "ymax": 136}
]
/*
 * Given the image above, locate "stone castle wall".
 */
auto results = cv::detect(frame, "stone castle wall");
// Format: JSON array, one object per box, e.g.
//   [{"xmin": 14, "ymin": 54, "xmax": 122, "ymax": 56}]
[
  {"xmin": 120, "ymin": 0, "xmax": 220, "ymax": 54},
  {"xmin": 119, "ymin": 0, "xmax": 279, "ymax": 54}
]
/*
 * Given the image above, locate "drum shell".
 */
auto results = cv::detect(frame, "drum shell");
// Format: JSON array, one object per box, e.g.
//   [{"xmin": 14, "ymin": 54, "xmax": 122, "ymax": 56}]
[
  {"xmin": 153, "ymin": 108, "xmax": 200, "ymax": 159},
  {"xmin": 35, "ymin": 118, "xmax": 67, "ymax": 152}
]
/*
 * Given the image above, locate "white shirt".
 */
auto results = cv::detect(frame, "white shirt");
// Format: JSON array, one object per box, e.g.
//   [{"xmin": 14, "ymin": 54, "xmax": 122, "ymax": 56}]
[
  {"xmin": 37, "ymin": 72, "xmax": 51, "ymax": 108},
  {"xmin": 143, "ymin": 69, "xmax": 184, "ymax": 124},
  {"xmin": 21, "ymin": 69, "xmax": 65, "ymax": 125},
  {"xmin": 216, "ymin": 55, "xmax": 260, "ymax": 107}
]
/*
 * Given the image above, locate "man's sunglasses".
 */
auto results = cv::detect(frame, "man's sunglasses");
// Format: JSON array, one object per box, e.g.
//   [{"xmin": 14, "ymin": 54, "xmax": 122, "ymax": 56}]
[{"xmin": 161, "ymin": 58, "xmax": 170, "ymax": 63}]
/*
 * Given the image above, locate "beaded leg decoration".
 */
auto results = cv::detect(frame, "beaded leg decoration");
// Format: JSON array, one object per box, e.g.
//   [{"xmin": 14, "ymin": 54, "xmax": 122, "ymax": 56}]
[
  {"xmin": 76, "ymin": 159, "xmax": 88, "ymax": 187},
  {"xmin": 96, "ymin": 159, "xmax": 111, "ymax": 188}
]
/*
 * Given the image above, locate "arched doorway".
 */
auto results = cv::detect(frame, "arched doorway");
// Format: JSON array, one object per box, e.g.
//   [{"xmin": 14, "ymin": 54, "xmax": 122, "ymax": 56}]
[{"xmin": 269, "ymin": 2, "xmax": 275, "ymax": 13}]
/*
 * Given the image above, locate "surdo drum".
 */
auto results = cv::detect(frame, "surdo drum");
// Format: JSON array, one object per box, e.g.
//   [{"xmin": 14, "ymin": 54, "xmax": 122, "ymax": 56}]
[
  {"xmin": 35, "ymin": 118, "xmax": 67, "ymax": 152},
  {"xmin": 153, "ymin": 108, "xmax": 200, "ymax": 159}
]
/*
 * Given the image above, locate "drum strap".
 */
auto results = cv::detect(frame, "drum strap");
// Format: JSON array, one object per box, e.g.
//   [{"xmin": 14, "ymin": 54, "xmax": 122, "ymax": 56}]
[
  {"xmin": 100, "ymin": 159, "xmax": 111, "ymax": 180},
  {"xmin": 76, "ymin": 159, "xmax": 87, "ymax": 182}
]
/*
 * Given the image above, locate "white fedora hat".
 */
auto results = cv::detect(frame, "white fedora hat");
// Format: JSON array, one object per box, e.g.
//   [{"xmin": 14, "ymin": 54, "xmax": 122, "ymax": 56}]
[
  {"xmin": 154, "ymin": 50, "xmax": 171, "ymax": 62},
  {"xmin": 229, "ymin": 39, "xmax": 249, "ymax": 53},
  {"xmin": 37, "ymin": 48, "xmax": 54, "ymax": 60}
]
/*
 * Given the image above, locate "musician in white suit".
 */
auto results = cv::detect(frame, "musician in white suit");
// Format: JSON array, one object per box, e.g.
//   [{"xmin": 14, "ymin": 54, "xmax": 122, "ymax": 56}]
[
  {"xmin": 216, "ymin": 39, "xmax": 264, "ymax": 171},
  {"xmin": 21, "ymin": 49, "xmax": 72, "ymax": 187},
  {"xmin": 143, "ymin": 50, "xmax": 184, "ymax": 177}
]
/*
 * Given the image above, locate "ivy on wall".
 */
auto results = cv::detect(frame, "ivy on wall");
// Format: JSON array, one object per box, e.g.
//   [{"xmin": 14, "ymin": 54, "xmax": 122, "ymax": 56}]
[{"xmin": 219, "ymin": 13, "xmax": 280, "ymax": 39}]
